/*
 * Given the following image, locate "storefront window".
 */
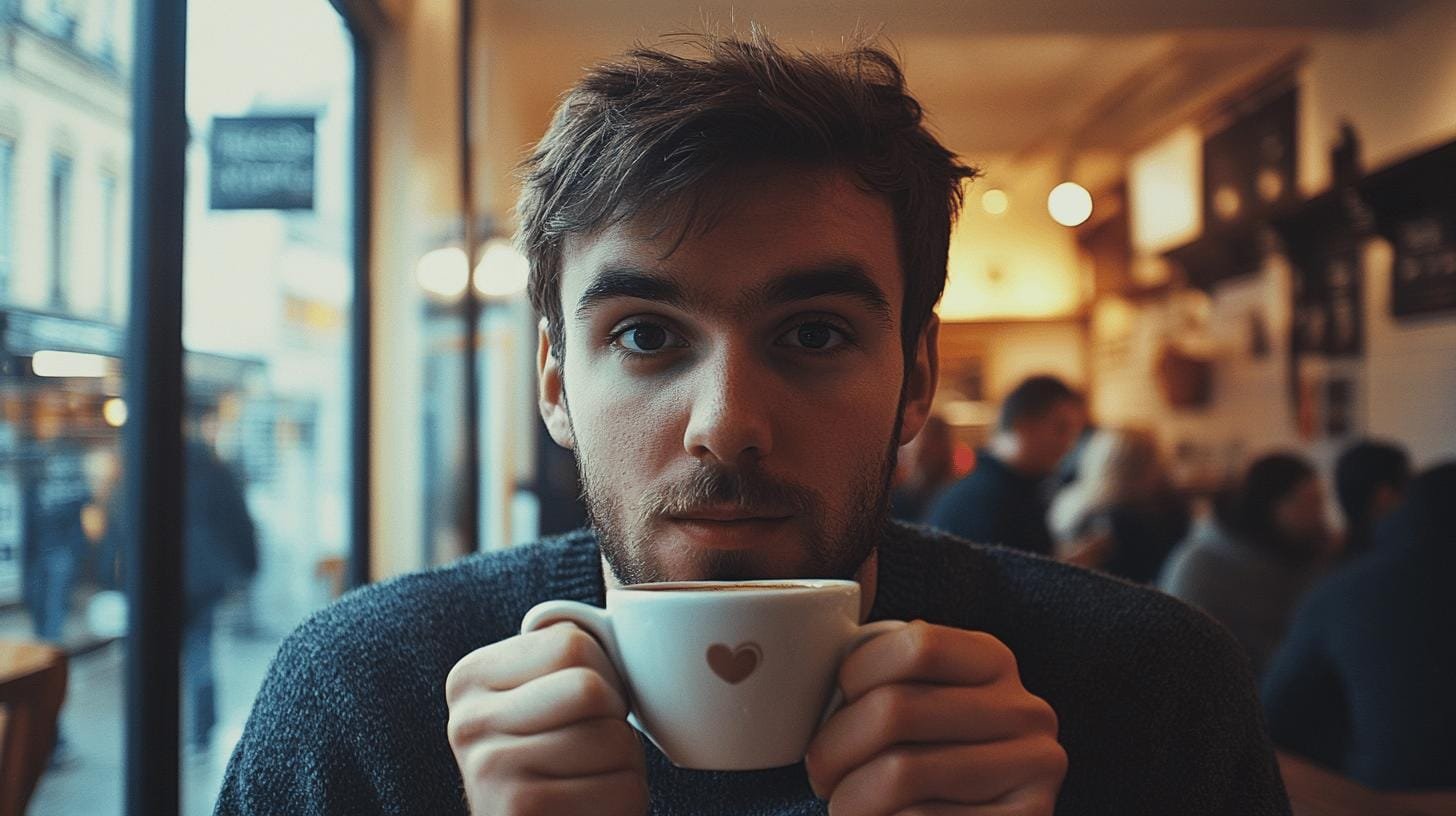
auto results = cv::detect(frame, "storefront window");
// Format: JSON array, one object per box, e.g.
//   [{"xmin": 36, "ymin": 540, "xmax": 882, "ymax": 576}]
[{"xmin": 1, "ymin": 0, "xmax": 359, "ymax": 811}]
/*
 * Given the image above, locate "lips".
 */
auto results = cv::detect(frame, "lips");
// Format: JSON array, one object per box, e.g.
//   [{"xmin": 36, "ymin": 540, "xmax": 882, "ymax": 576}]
[{"xmin": 665, "ymin": 509, "xmax": 795, "ymax": 549}]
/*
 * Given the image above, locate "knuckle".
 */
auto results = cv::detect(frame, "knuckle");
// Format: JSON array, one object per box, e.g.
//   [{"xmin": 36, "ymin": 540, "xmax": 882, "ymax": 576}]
[
  {"xmin": 465, "ymin": 743, "xmax": 511, "ymax": 785},
  {"xmin": 556, "ymin": 626, "xmax": 601, "ymax": 669},
  {"xmin": 866, "ymin": 685, "xmax": 910, "ymax": 736},
  {"xmin": 563, "ymin": 666, "xmax": 616, "ymax": 714},
  {"xmin": 877, "ymin": 749, "xmax": 920, "ymax": 798},
  {"xmin": 495, "ymin": 781, "xmax": 547, "ymax": 816}
]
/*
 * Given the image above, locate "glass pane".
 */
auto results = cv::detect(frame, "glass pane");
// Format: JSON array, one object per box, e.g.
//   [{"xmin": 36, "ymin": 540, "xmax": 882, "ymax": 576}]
[
  {"xmin": 1, "ymin": 0, "xmax": 135, "ymax": 810},
  {"xmin": 180, "ymin": 0, "xmax": 356, "ymax": 811}
]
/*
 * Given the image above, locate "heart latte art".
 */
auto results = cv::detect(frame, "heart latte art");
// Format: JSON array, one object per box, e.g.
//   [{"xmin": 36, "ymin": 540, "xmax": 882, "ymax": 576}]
[{"xmin": 706, "ymin": 642, "xmax": 762, "ymax": 684}]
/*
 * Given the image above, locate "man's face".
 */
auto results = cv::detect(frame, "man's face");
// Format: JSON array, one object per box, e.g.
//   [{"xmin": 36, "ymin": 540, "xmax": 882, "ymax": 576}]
[
  {"xmin": 1275, "ymin": 476, "xmax": 1329, "ymax": 553},
  {"xmin": 1018, "ymin": 401, "xmax": 1085, "ymax": 477},
  {"xmin": 537, "ymin": 166, "xmax": 938, "ymax": 584}
]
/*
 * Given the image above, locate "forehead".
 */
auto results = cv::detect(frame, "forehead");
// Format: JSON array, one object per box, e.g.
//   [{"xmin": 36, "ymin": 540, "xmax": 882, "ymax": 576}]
[{"xmin": 559, "ymin": 165, "xmax": 904, "ymax": 318}]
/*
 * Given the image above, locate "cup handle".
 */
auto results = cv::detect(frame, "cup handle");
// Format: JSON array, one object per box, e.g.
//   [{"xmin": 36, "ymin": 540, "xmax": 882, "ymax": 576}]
[
  {"xmin": 520, "ymin": 599, "xmax": 619, "ymax": 658},
  {"xmin": 819, "ymin": 619, "xmax": 908, "ymax": 727},
  {"xmin": 520, "ymin": 600, "xmax": 642, "ymax": 728}
]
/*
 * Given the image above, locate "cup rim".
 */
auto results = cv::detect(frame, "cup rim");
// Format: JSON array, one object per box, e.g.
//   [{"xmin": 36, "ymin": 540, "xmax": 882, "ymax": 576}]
[{"xmin": 613, "ymin": 578, "xmax": 860, "ymax": 595}]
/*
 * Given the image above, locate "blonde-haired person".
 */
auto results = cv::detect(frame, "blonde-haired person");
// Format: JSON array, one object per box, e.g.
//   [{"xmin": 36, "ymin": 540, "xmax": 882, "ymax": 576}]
[{"xmin": 1050, "ymin": 428, "xmax": 1190, "ymax": 583}]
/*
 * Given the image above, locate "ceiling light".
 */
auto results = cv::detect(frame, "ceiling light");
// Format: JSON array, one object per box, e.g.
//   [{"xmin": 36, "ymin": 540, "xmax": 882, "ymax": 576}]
[
  {"xmin": 1048, "ymin": 182, "xmax": 1093, "ymax": 227},
  {"xmin": 981, "ymin": 189, "xmax": 1009, "ymax": 216},
  {"xmin": 416, "ymin": 247, "xmax": 468, "ymax": 300},
  {"xmin": 473, "ymin": 238, "xmax": 529, "ymax": 299}
]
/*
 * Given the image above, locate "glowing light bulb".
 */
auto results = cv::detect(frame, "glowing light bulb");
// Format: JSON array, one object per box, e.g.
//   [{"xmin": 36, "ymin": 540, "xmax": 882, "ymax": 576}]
[
  {"xmin": 416, "ymin": 247, "xmax": 468, "ymax": 300},
  {"xmin": 1048, "ymin": 182, "xmax": 1093, "ymax": 227},
  {"xmin": 473, "ymin": 239, "xmax": 530, "ymax": 298},
  {"xmin": 981, "ymin": 188, "xmax": 1009, "ymax": 216}
]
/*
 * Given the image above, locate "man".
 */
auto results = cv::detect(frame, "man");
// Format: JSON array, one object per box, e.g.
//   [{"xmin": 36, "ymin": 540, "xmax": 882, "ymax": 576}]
[
  {"xmin": 927, "ymin": 376, "xmax": 1085, "ymax": 556},
  {"xmin": 1332, "ymin": 439, "xmax": 1410, "ymax": 560},
  {"xmin": 218, "ymin": 33, "xmax": 1289, "ymax": 815},
  {"xmin": 1263, "ymin": 463, "xmax": 1456, "ymax": 789}
]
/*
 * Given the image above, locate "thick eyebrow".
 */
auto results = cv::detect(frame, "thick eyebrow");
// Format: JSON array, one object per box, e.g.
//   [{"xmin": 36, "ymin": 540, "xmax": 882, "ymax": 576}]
[
  {"xmin": 575, "ymin": 267, "xmax": 688, "ymax": 321},
  {"xmin": 749, "ymin": 264, "xmax": 895, "ymax": 327}
]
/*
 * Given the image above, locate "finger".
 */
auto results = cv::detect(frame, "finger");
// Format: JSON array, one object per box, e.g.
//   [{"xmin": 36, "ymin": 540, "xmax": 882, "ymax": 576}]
[
  {"xmin": 449, "ymin": 666, "xmax": 629, "ymax": 745},
  {"xmin": 482, "ymin": 769, "xmax": 649, "ymax": 816},
  {"xmin": 838, "ymin": 622, "xmax": 1017, "ymax": 703},
  {"xmin": 458, "ymin": 718, "xmax": 644, "ymax": 781},
  {"xmin": 825, "ymin": 737, "xmax": 1066, "ymax": 816},
  {"xmin": 807, "ymin": 683, "xmax": 1058, "ymax": 796},
  {"xmin": 446, "ymin": 622, "xmax": 625, "ymax": 702}
]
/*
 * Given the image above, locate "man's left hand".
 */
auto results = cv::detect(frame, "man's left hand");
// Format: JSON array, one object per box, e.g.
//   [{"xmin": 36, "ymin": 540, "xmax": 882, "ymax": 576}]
[{"xmin": 805, "ymin": 621, "xmax": 1066, "ymax": 816}]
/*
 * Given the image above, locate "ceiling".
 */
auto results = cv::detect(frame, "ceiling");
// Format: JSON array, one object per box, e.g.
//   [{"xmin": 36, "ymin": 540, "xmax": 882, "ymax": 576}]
[{"xmin": 466, "ymin": 0, "xmax": 1436, "ymax": 182}]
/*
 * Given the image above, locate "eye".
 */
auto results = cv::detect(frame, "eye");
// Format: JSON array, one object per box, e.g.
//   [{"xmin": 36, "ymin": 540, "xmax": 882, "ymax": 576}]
[
  {"xmin": 611, "ymin": 322, "xmax": 684, "ymax": 354},
  {"xmin": 777, "ymin": 321, "xmax": 850, "ymax": 352}
]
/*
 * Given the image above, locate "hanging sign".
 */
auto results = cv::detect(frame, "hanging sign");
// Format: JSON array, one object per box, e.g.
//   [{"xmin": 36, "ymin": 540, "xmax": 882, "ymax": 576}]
[{"xmin": 209, "ymin": 116, "xmax": 316, "ymax": 211}]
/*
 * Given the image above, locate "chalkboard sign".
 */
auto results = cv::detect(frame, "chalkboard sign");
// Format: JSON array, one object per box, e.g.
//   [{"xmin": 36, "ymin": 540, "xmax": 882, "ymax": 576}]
[
  {"xmin": 209, "ymin": 116, "xmax": 316, "ymax": 211},
  {"xmin": 1391, "ymin": 212, "xmax": 1456, "ymax": 317}
]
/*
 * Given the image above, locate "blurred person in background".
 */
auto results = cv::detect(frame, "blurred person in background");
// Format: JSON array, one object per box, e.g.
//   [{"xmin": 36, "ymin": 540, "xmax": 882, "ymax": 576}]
[
  {"xmin": 102, "ymin": 406, "xmax": 259, "ymax": 752},
  {"xmin": 1262, "ymin": 462, "xmax": 1456, "ymax": 790},
  {"xmin": 22, "ymin": 433, "xmax": 90, "ymax": 645},
  {"xmin": 1332, "ymin": 439, "xmax": 1410, "ymax": 561},
  {"xmin": 1160, "ymin": 453, "xmax": 1334, "ymax": 676},
  {"xmin": 927, "ymin": 375, "xmax": 1085, "ymax": 555},
  {"xmin": 1049, "ymin": 428, "xmax": 1190, "ymax": 584},
  {"xmin": 889, "ymin": 413, "xmax": 955, "ymax": 523},
  {"xmin": 181, "ymin": 406, "xmax": 259, "ymax": 752}
]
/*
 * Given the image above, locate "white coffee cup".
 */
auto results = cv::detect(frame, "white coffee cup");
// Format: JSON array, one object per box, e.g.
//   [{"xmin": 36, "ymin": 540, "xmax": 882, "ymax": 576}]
[{"xmin": 521, "ymin": 579, "xmax": 904, "ymax": 771}]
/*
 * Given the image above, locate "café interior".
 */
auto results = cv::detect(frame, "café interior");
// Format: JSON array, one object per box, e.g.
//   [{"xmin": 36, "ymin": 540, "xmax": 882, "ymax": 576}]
[{"xmin": 0, "ymin": 0, "xmax": 1454, "ymax": 813}]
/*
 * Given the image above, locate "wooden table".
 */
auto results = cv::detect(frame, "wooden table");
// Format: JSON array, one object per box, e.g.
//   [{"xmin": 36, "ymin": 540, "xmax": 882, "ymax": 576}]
[
  {"xmin": 1279, "ymin": 752, "xmax": 1456, "ymax": 816},
  {"xmin": 0, "ymin": 641, "xmax": 68, "ymax": 816}
]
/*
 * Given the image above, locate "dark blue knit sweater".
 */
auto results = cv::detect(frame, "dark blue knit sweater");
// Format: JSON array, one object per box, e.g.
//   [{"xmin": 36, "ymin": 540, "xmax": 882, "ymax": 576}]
[{"xmin": 215, "ymin": 523, "xmax": 1291, "ymax": 815}]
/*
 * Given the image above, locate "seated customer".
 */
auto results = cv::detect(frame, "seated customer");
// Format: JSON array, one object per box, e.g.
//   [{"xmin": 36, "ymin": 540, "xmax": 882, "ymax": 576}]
[
  {"xmin": 1160, "ymin": 453, "xmax": 1333, "ymax": 676},
  {"xmin": 217, "ymin": 33, "xmax": 1290, "ymax": 816},
  {"xmin": 926, "ymin": 375, "xmax": 1085, "ymax": 556},
  {"xmin": 1333, "ymin": 439, "xmax": 1410, "ymax": 560},
  {"xmin": 1263, "ymin": 462, "xmax": 1456, "ymax": 790},
  {"xmin": 889, "ymin": 414, "xmax": 956, "ymax": 523},
  {"xmin": 1049, "ymin": 428, "xmax": 1190, "ymax": 584}
]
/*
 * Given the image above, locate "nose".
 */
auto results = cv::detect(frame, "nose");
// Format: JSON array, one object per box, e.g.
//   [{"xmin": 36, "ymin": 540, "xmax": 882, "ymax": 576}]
[{"xmin": 681, "ymin": 348, "xmax": 774, "ymax": 466}]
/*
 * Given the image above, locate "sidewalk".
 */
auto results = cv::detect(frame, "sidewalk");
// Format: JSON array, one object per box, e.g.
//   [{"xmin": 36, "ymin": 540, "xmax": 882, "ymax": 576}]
[{"xmin": 1, "ymin": 600, "xmax": 287, "ymax": 816}]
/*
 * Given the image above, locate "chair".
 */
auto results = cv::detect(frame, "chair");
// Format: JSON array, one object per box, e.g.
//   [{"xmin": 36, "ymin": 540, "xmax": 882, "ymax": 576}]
[{"xmin": 0, "ymin": 641, "xmax": 68, "ymax": 816}]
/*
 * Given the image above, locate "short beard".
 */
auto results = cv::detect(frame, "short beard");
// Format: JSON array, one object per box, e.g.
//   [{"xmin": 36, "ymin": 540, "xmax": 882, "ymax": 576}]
[{"xmin": 570, "ymin": 383, "xmax": 907, "ymax": 586}]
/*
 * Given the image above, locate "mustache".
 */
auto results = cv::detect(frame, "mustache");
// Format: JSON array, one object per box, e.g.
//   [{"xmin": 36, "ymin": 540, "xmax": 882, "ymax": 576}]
[{"xmin": 644, "ymin": 464, "xmax": 819, "ymax": 518}]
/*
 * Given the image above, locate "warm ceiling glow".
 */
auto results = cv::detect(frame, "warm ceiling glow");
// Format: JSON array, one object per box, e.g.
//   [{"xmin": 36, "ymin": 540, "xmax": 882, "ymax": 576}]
[
  {"xmin": 103, "ymin": 397, "xmax": 128, "ymax": 427},
  {"xmin": 981, "ymin": 188, "xmax": 1009, "ymax": 216},
  {"xmin": 416, "ymin": 247, "xmax": 468, "ymax": 300},
  {"xmin": 32, "ymin": 350, "xmax": 111, "ymax": 378},
  {"xmin": 1048, "ymin": 182, "xmax": 1093, "ymax": 227},
  {"xmin": 473, "ymin": 238, "xmax": 529, "ymax": 299}
]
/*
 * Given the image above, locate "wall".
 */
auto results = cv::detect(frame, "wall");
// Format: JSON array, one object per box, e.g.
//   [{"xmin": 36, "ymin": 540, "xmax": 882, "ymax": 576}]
[{"xmin": 1100, "ymin": 0, "xmax": 1456, "ymax": 489}]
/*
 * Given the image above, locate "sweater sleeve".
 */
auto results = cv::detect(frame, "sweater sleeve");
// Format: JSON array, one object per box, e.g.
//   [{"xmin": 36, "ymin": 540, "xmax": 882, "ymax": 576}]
[{"xmin": 213, "ymin": 618, "xmax": 401, "ymax": 816}]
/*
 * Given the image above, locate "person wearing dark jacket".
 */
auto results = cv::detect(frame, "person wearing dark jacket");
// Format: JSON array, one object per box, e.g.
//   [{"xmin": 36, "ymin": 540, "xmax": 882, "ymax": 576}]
[
  {"xmin": 1332, "ymin": 439, "xmax": 1409, "ymax": 560},
  {"xmin": 183, "ymin": 436, "xmax": 258, "ymax": 751},
  {"xmin": 926, "ymin": 376, "xmax": 1085, "ymax": 556},
  {"xmin": 1263, "ymin": 462, "xmax": 1456, "ymax": 789}
]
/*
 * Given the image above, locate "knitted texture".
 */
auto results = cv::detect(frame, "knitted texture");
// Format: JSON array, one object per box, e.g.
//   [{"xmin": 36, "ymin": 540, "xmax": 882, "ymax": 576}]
[{"xmin": 215, "ymin": 522, "xmax": 1291, "ymax": 815}]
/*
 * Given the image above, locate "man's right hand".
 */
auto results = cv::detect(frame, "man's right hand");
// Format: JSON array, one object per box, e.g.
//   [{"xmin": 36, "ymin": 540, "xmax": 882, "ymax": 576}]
[{"xmin": 445, "ymin": 622, "xmax": 649, "ymax": 816}]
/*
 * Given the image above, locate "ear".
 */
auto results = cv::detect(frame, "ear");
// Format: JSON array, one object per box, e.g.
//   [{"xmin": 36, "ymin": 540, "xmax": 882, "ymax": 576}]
[
  {"xmin": 898, "ymin": 315, "xmax": 940, "ymax": 445},
  {"xmin": 537, "ymin": 318, "xmax": 575, "ymax": 450}
]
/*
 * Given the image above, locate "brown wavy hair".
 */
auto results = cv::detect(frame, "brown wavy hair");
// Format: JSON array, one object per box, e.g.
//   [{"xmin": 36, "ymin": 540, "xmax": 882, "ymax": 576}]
[{"xmin": 517, "ymin": 29, "xmax": 979, "ymax": 369}]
